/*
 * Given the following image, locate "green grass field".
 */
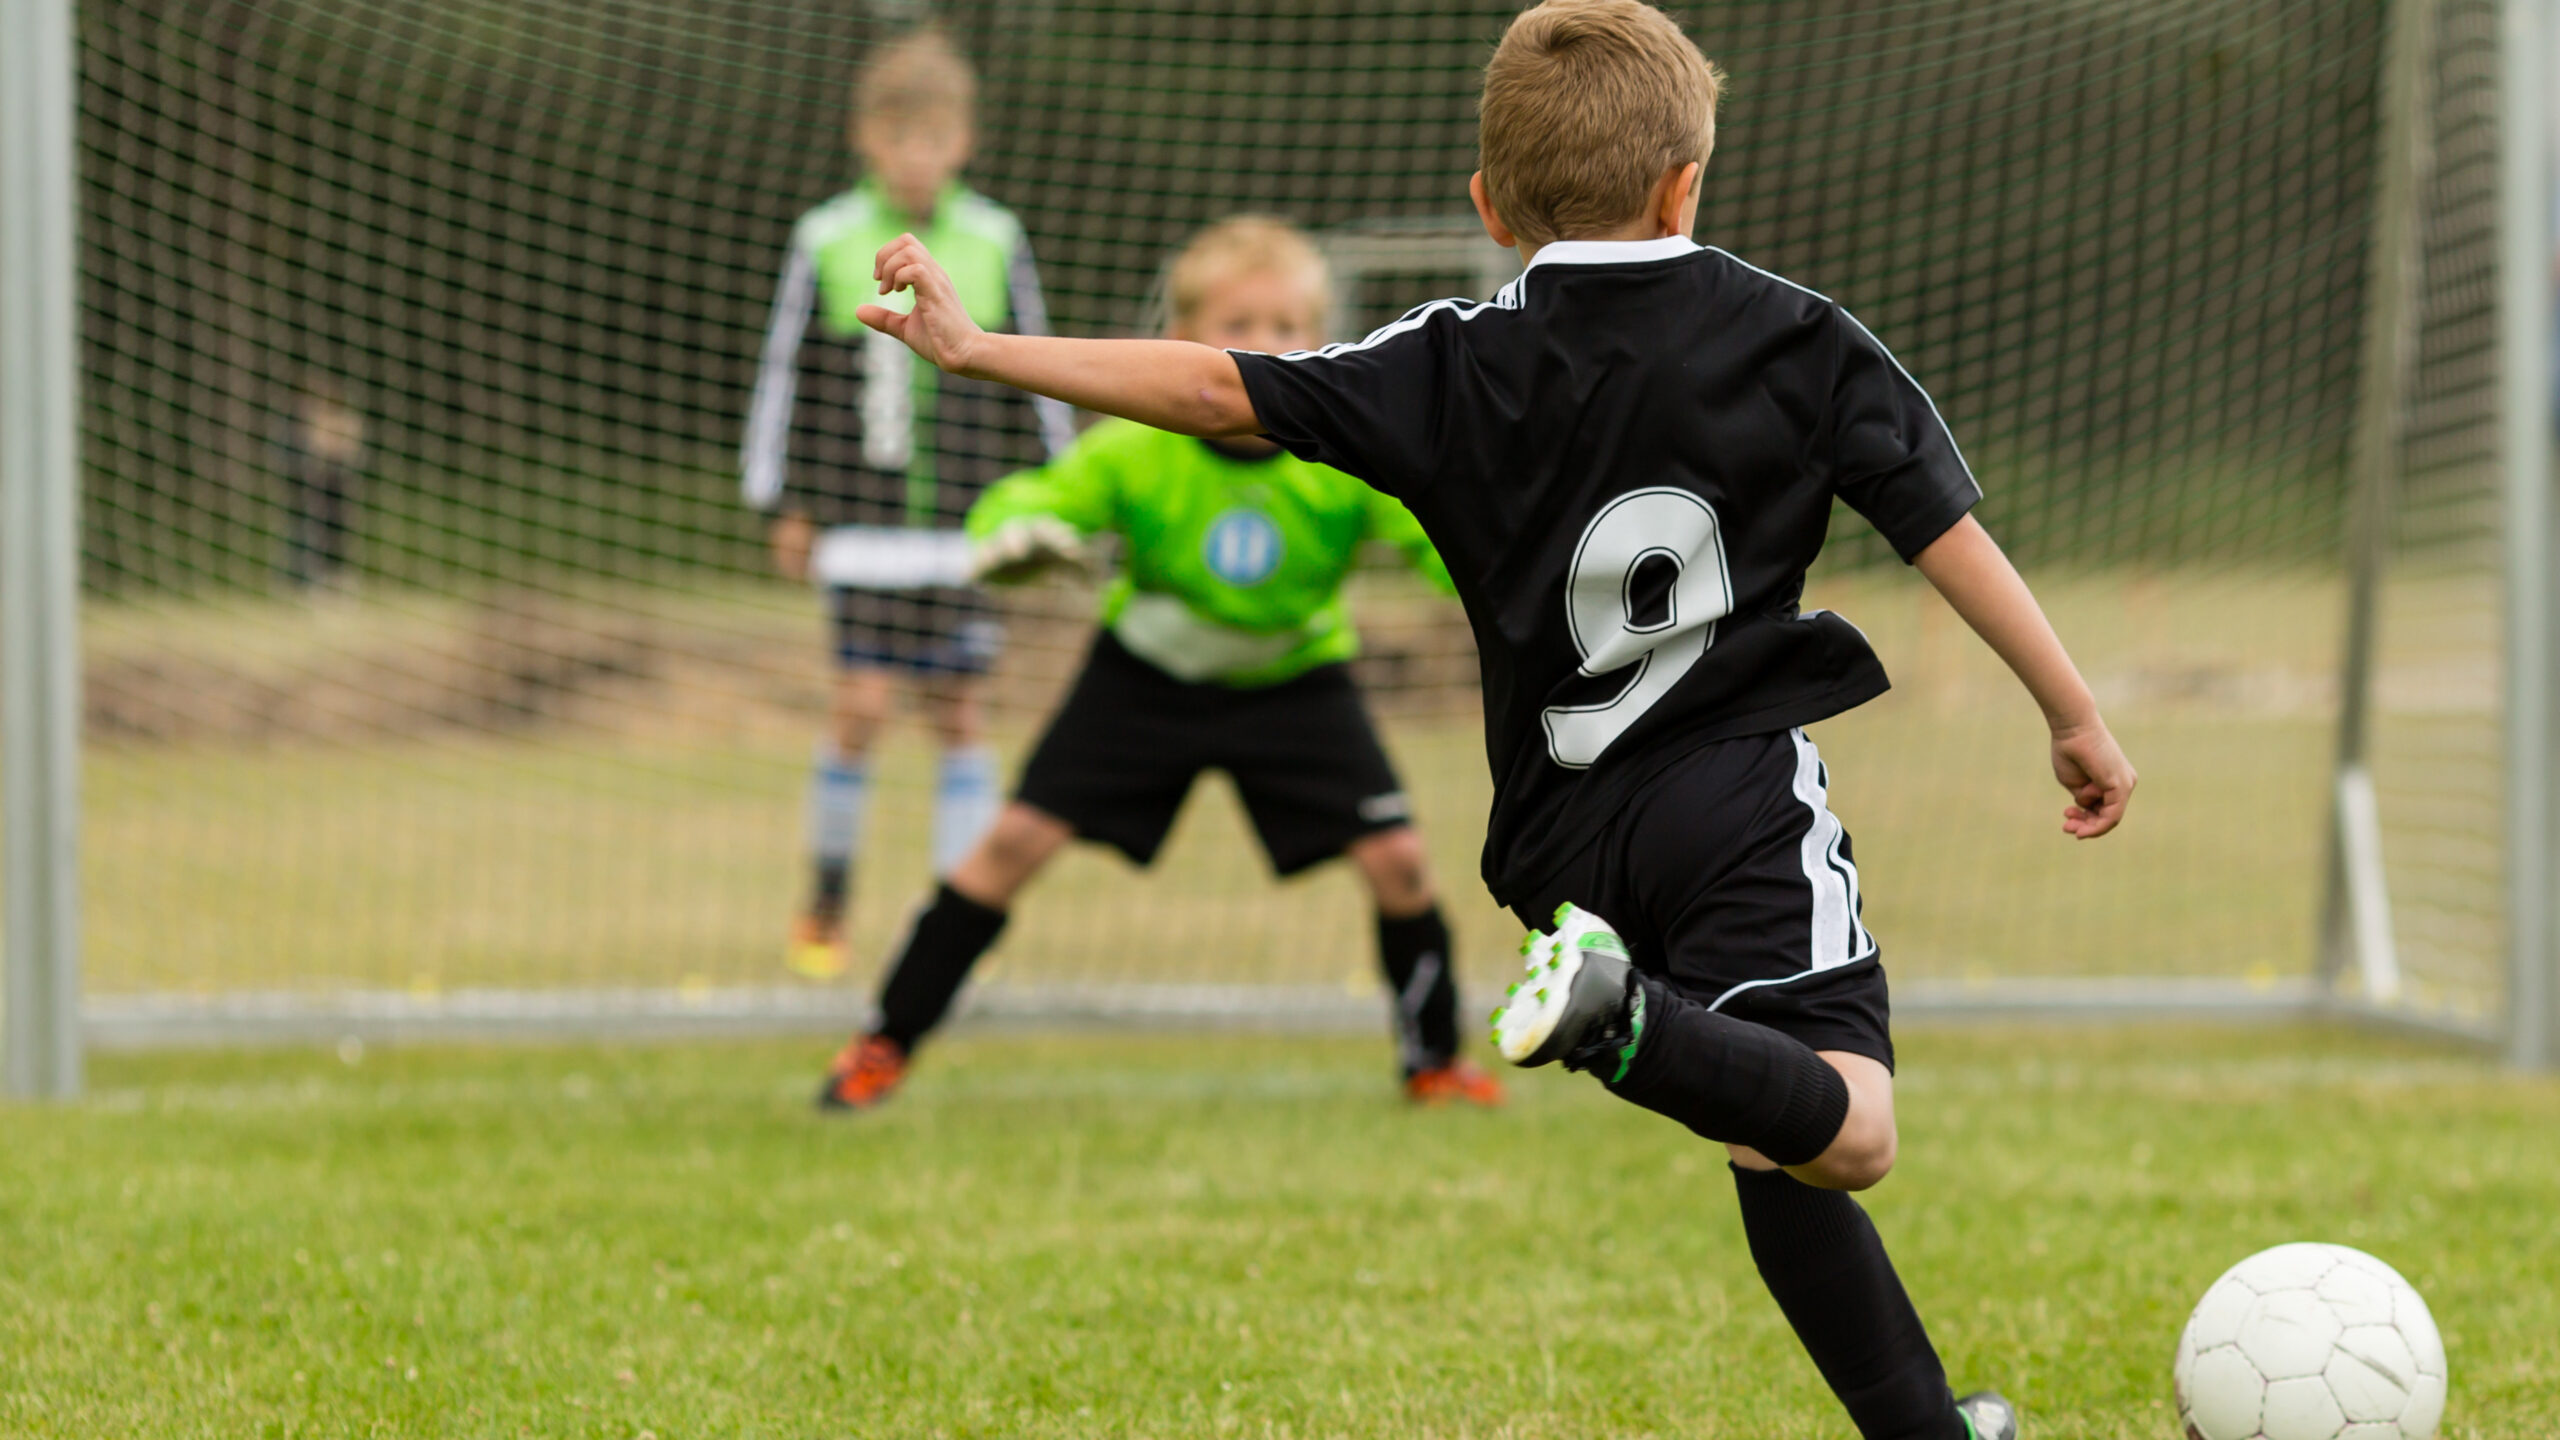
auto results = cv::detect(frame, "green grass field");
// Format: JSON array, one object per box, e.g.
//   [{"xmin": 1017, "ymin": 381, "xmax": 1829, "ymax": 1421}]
[{"xmin": 2, "ymin": 1025, "xmax": 2551, "ymax": 1437}]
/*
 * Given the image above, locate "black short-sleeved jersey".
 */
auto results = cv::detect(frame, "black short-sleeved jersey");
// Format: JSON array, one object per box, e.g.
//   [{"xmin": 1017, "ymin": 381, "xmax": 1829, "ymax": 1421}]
[{"xmin": 1231, "ymin": 236, "xmax": 1978, "ymax": 903}]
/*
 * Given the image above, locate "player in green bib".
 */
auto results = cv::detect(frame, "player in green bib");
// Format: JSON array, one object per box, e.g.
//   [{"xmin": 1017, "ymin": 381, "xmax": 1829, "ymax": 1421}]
[
  {"xmin": 816, "ymin": 218, "xmax": 1503, "ymax": 1112},
  {"xmin": 742, "ymin": 27, "xmax": 1072, "ymax": 985}
]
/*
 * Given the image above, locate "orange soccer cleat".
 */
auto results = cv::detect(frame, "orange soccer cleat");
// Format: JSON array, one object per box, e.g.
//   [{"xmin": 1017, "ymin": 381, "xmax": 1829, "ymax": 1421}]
[
  {"xmin": 814, "ymin": 1034, "xmax": 908, "ymax": 1113},
  {"xmin": 1404, "ymin": 1058, "xmax": 1507, "ymax": 1107}
]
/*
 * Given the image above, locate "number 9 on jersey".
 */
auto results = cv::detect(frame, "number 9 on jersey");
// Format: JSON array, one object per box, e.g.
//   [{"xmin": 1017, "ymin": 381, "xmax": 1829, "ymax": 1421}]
[{"xmin": 1541, "ymin": 487, "xmax": 1734, "ymax": 769}]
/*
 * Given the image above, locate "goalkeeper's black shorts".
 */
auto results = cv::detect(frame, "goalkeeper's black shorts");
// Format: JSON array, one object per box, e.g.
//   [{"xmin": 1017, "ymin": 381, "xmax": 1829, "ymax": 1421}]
[{"xmin": 1015, "ymin": 630, "xmax": 1413, "ymax": 876}]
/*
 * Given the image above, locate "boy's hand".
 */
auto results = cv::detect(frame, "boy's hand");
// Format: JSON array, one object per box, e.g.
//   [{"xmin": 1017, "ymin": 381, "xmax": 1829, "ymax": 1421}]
[
  {"xmin": 2051, "ymin": 720, "xmax": 2135, "ymax": 839},
  {"xmin": 1912, "ymin": 517, "xmax": 2135, "ymax": 841},
  {"xmin": 855, "ymin": 237, "xmax": 1259, "ymax": 437},
  {"xmin": 857, "ymin": 233, "xmax": 986, "ymax": 375}
]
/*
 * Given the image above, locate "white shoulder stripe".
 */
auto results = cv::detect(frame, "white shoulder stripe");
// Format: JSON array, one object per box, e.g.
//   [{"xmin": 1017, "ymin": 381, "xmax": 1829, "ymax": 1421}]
[
  {"xmin": 1270, "ymin": 289, "xmax": 1519, "ymax": 364},
  {"xmin": 1703, "ymin": 247, "xmax": 1981, "ymax": 500},
  {"xmin": 741, "ymin": 246, "xmax": 817, "ymax": 509}
]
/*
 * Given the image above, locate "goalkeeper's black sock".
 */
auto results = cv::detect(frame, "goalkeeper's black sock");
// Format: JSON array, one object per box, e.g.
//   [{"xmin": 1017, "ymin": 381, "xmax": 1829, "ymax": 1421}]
[
  {"xmin": 1376, "ymin": 905, "xmax": 1458, "ymax": 1072},
  {"xmin": 1731, "ymin": 1164, "xmax": 1964, "ymax": 1440},
  {"xmin": 1602, "ymin": 975, "xmax": 1849, "ymax": 1166},
  {"xmin": 873, "ymin": 883, "xmax": 1007, "ymax": 1051}
]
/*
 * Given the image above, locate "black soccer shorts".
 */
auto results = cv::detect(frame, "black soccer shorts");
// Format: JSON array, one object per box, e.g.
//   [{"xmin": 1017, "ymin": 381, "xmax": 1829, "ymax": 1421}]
[
  {"xmin": 1508, "ymin": 727, "xmax": 1896, "ymax": 1070},
  {"xmin": 1015, "ymin": 631, "xmax": 1414, "ymax": 876},
  {"xmin": 829, "ymin": 585, "xmax": 1002, "ymax": 676}
]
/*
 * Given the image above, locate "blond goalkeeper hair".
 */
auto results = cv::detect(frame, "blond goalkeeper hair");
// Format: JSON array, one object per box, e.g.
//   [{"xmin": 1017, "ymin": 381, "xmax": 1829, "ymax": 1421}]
[
  {"xmin": 853, "ymin": 25, "xmax": 977, "ymax": 127},
  {"xmin": 1166, "ymin": 216, "xmax": 1332, "ymax": 332},
  {"xmin": 1478, "ymin": 0, "xmax": 1725, "ymax": 246}
]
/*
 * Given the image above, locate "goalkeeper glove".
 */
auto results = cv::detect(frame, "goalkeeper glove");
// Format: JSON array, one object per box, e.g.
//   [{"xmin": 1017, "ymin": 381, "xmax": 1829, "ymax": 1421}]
[{"xmin": 971, "ymin": 517, "xmax": 1091, "ymax": 586}]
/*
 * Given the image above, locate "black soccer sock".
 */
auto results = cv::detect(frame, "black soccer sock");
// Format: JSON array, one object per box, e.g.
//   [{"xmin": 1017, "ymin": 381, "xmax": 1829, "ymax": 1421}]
[
  {"xmin": 1376, "ymin": 905, "xmax": 1459, "ymax": 1072},
  {"xmin": 1602, "ymin": 975, "xmax": 1849, "ymax": 1166},
  {"xmin": 1732, "ymin": 1164, "xmax": 1964, "ymax": 1440},
  {"xmin": 873, "ymin": 883, "xmax": 1008, "ymax": 1051},
  {"xmin": 812, "ymin": 858, "xmax": 851, "ymax": 917}
]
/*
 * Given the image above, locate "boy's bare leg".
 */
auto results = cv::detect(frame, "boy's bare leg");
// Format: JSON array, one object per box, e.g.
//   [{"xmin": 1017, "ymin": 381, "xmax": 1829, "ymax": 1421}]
[
  {"xmin": 1727, "ymin": 1052, "xmax": 1897, "ymax": 1190},
  {"xmin": 1495, "ymin": 935, "xmax": 1964, "ymax": 1439},
  {"xmin": 1626, "ymin": 1012, "xmax": 1960, "ymax": 1440},
  {"xmin": 1723, "ymin": 1058, "xmax": 1959, "ymax": 1440},
  {"xmin": 1346, "ymin": 825, "xmax": 1434, "ymax": 919},
  {"xmin": 817, "ymin": 801, "xmax": 1071, "ymax": 1112},
  {"xmin": 945, "ymin": 802, "xmax": 1073, "ymax": 909},
  {"xmin": 830, "ymin": 665, "xmax": 893, "ymax": 753},
  {"xmin": 1347, "ymin": 828, "xmax": 1490, "ymax": 1099},
  {"xmin": 874, "ymin": 802, "xmax": 1070, "ymax": 1049},
  {"xmin": 791, "ymin": 665, "xmax": 894, "ymax": 978}
]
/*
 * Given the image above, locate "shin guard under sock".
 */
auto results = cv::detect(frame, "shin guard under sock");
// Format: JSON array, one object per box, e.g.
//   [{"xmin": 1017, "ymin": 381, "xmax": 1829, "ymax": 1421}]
[
  {"xmin": 1732, "ymin": 1164, "xmax": 1964, "ymax": 1440},
  {"xmin": 873, "ymin": 884, "xmax": 1008, "ymax": 1051},
  {"xmin": 1604, "ymin": 975, "xmax": 1849, "ymax": 1166},
  {"xmin": 1377, "ymin": 906, "xmax": 1458, "ymax": 1071}
]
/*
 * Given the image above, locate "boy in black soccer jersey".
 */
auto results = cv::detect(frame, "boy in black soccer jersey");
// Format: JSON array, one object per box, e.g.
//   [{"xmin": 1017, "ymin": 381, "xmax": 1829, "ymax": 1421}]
[{"xmin": 846, "ymin": 3, "xmax": 2138, "ymax": 1435}]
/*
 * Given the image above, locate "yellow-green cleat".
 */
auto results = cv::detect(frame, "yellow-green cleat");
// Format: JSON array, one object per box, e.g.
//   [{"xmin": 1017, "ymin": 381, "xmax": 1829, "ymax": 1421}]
[{"xmin": 1488, "ymin": 902, "xmax": 1640, "ymax": 1075}]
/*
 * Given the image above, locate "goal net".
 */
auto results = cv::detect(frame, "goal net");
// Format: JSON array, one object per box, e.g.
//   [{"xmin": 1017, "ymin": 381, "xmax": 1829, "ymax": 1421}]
[{"xmin": 40, "ymin": 0, "xmax": 2509, "ymax": 1044}]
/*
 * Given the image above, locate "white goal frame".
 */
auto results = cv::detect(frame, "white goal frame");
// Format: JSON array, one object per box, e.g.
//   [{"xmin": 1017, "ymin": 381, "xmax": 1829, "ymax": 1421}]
[
  {"xmin": 2, "ymin": 0, "xmax": 85, "ymax": 1098},
  {"xmin": 2319, "ymin": 0, "xmax": 2560, "ymax": 1069}
]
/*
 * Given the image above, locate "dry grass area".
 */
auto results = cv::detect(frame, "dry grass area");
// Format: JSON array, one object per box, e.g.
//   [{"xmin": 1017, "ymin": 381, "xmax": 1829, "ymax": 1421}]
[{"xmin": 54, "ymin": 564, "xmax": 2506, "ymax": 1008}]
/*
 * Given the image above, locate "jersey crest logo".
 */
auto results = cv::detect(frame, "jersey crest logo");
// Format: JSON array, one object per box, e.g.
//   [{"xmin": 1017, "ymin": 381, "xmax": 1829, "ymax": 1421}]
[{"xmin": 1203, "ymin": 508, "xmax": 1284, "ymax": 586}]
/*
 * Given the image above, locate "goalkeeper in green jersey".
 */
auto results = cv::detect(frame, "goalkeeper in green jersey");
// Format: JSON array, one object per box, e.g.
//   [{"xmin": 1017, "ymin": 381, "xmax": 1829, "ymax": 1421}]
[{"xmin": 816, "ymin": 217, "xmax": 1503, "ymax": 1112}]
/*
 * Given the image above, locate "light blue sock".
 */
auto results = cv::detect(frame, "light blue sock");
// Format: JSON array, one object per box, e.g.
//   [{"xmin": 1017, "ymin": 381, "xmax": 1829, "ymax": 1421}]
[
  {"xmin": 932, "ymin": 745, "xmax": 1001, "ymax": 877},
  {"xmin": 808, "ymin": 744, "xmax": 870, "ymax": 905}
]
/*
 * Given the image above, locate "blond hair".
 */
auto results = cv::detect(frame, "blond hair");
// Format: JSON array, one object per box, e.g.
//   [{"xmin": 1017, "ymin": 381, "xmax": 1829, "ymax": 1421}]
[
  {"xmin": 1166, "ymin": 216, "xmax": 1332, "ymax": 332},
  {"xmin": 1478, "ymin": 0, "xmax": 1723, "ymax": 246},
  {"xmin": 854, "ymin": 25, "xmax": 977, "ymax": 126}
]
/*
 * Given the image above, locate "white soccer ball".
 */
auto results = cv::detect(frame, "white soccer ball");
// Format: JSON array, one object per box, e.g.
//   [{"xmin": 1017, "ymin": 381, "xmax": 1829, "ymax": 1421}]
[{"xmin": 2173, "ymin": 1242, "xmax": 2446, "ymax": 1440}]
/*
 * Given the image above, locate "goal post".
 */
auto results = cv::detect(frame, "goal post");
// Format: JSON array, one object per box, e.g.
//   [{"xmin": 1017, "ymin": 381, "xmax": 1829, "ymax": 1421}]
[
  {"xmin": 2324, "ymin": 0, "xmax": 2560, "ymax": 1068},
  {"xmin": 1, "ymin": 0, "xmax": 86, "ymax": 1099},
  {"xmin": 2495, "ymin": 0, "xmax": 2558, "ymax": 1070}
]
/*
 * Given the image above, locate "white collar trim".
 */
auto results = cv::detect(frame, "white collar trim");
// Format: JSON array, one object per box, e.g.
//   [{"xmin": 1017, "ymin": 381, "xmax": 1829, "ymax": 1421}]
[{"xmin": 1523, "ymin": 235, "xmax": 1703, "ymax": 271}]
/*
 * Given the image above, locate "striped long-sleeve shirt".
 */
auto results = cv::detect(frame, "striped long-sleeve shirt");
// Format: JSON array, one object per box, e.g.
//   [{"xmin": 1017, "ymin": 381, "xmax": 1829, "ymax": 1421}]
[{"xmin": 741, "ymin": 177, "xmax": 1074, "ymax": 588}]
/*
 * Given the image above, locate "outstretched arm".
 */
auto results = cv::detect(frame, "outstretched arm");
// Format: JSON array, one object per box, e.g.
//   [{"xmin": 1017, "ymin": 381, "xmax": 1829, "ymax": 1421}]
[
  {"xmin": 1911, "ymin": 515, "xmax": 2136, "ymax": 839},
  {"xmin": 857, "ymin": 234, "xmax": 1262, "ymax": 438}
]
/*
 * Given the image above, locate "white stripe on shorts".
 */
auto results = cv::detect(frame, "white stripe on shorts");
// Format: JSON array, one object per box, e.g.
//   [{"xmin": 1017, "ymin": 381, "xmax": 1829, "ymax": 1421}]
[
  {"xmin": 1705, "ymin": 729, "xmax": 1879, "ymax": 1012},
  {"xmin": 1789, "ymin": 727, "xmax": 1875, "ymax": 970}
]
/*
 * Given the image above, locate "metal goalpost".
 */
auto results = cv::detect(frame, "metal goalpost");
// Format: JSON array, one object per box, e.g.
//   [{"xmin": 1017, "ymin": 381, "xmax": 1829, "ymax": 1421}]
[
  {"xmin": 2319, "ymin": 0, "xmax": 2559, "ymax": 1069},
  {"xmin": 2, "ymin": 0, "xmax": 86, "ymax": 1098},
  {"xmin": 2492, "ymin": 0, "xmax": 2559, "ymax": 1069}
]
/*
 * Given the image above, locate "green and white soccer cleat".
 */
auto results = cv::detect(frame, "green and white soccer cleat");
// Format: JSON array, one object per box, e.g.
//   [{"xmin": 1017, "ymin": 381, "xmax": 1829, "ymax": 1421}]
[
  {"xmin": 1954, "ymin": 1390, "xmax": 2019, "ymax": 1440},
  {"xmin": 1489, "ymin": 902, "xmax": 1641, "ymax": 1076}
]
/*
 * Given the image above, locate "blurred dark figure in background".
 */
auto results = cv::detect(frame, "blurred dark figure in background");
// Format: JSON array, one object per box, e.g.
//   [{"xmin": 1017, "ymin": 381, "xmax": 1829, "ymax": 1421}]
[{"xmin": 276, "ymin": 376, "xmax": 368, "ymax": 590}]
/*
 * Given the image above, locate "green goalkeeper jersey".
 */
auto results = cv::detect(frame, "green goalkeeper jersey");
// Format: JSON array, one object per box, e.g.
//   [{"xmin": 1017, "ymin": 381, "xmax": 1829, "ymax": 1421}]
[{"xmin": 967, "ymin": 419, "xmax": 1454, "ymax": 688}]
